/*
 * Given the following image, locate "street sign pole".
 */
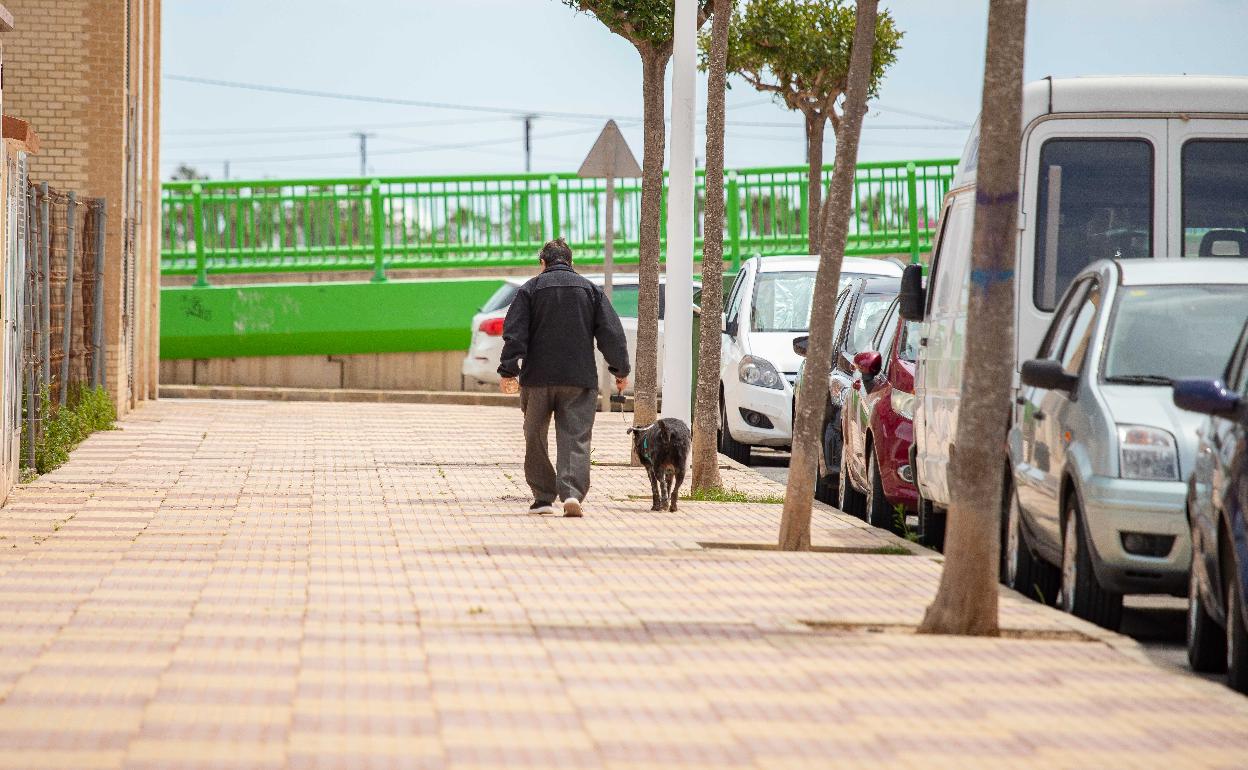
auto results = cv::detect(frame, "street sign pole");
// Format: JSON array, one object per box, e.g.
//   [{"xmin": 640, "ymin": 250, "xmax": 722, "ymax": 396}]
[
  {"xmin": 578, "ymin": 120, "xmax": 641, "ymax": 305},
  {"xmin": 661, "ymin": 0, "xmax": 697, "ymax": 426}
]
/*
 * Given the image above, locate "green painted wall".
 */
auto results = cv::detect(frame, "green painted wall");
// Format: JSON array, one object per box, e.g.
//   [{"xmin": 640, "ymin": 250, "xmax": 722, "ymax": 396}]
[{"xmin": 161, "ymin": 279, "xmax": 504, "ymax": 360}]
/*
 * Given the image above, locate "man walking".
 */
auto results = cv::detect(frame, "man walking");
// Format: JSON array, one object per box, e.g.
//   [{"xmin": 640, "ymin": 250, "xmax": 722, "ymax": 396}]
[{"xmin": 498, "ymin": 238, "xmax": 630, "ymax": 517}]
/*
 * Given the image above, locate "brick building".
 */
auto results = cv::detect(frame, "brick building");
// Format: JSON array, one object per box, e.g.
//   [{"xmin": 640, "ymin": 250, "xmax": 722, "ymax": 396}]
[{"xmin": 2, "ymin": 0, "xmax": 160, "ymax": 415}]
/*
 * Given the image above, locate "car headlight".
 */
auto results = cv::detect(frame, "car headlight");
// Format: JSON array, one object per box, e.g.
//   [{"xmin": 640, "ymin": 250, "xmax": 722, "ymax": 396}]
[
  {"xmin": 739, "ymin": 355, "xmax": 784, "ymax": 390},
  {"xmin": 1117, "ymin": 425, "xmax": 1179, "ymax": 481},
  {"xmin": 891, "ymin": 389, "xmax": 916, "ymax": 420}
]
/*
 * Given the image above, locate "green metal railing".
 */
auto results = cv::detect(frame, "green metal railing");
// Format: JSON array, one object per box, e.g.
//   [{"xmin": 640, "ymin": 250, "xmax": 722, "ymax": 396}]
[{"xmin": 161, "ymin": 158, "xmax": 956, "ymax": 282}]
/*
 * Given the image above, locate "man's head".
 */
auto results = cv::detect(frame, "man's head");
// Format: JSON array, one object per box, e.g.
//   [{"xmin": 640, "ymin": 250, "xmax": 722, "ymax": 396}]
[{"xmin": 539, "ymin": 238, "xmax": 573, "ymax": 270}]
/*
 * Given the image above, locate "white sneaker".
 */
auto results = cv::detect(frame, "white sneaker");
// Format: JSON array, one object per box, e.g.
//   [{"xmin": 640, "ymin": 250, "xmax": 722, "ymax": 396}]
[
  {"xmin": 562, "ymin": 498, "xmax": 583, "ymax": 518},
  {"xmin": 528, "ymin": 501, "xmax": 556, "ymax": 515}
]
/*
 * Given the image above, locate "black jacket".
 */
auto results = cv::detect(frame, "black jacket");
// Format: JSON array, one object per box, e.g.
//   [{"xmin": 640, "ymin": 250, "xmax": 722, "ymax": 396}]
[{"xmin": 497, "ymin": 264, "xmax": 631, "ymax": 389}]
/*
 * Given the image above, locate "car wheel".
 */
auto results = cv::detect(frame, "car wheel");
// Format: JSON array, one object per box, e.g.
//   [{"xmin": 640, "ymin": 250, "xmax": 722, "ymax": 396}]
[
  {"xmin": 1059, "ymin": 501, "xmax": 1123, "ymax": 631},
  {"xmin": 1187, "ymin": 563, "xmax": 1226, "ymax": 673},
  {"xmin": 718, "ymin": 396, "xmax": 751, "ymax": 466},
  {"xmin": 865, "ymin": 446, "xmax": 901, "ymax": 534},
  {"xmin": 916, "ymin": 490, "xmax": 946, "ymax": 551},
  {"xmin": 1228, "ymin": 571, "xmax": 1248, "ymax": 694},
  {"xmin": 814, "ymin": 419, "xmax": 839, "ymax": 505},
  {"xmin": 1001, "ymin": 479, "xmax": 1059, "ymax": 605},
  {"xmin": 837, "ymin": 440, "xmax": 866, "ymax": 519}
]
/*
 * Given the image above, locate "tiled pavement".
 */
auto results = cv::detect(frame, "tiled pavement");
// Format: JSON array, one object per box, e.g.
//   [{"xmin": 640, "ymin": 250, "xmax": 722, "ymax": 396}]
[{"xmin": 0, "ymin": 399, "xmax": 1246, "ymax": 770}]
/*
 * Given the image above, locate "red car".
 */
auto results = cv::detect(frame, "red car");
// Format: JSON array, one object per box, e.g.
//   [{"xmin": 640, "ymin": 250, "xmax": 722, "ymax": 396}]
[{"xmin": 838, "ymin": 297, "xmax": 921, "ymax": 534}]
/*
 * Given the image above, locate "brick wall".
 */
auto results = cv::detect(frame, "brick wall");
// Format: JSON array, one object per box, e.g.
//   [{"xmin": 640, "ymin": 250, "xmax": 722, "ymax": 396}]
[{"xmin": 3, "ymin": 0, "xmax": 160, "ymax": 415}]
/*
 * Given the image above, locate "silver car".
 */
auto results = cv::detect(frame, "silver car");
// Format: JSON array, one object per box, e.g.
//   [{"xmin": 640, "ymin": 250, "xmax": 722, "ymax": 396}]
[{"xmin": 1004, "ymin": 259, "xmax": 1248, "ymax": 630}]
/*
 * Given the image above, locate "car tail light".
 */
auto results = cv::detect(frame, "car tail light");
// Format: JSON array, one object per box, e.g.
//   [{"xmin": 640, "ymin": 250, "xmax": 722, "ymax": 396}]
[{"xmin": 479, "ymin": 317, "xmax": 505, "ymax": 336}]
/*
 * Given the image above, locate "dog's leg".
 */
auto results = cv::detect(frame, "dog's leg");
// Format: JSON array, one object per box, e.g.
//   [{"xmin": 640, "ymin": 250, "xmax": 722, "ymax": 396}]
[
  {"xmin": 647, "ymin": 466, "xmax": 662, "ymax": 511},
  {"xmin": 670, "ymin": 465, "xmax": 685, "ymax": 512},
  {"xmin": 662, "ymin": 467, "xmax": 675, "ymax": 511}
]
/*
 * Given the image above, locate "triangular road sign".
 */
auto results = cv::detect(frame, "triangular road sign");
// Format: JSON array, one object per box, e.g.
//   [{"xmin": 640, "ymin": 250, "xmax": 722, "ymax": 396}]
[{"xmin": 577, "ymin": 120, "xmax": 642, "ymax": 179}]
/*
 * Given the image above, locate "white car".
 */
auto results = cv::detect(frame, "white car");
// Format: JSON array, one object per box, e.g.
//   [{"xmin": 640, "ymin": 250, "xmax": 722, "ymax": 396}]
[
  {"xmin": 462, "ymin": 274, "xmax": 699, "ymax": 406},
  {"xmin": 718, "ymin": 255, "xmax": 904, "ymax": 464}
]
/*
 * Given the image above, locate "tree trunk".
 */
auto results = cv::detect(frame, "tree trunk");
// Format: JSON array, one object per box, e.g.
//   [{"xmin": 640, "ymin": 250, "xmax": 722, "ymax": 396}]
[
  {"xmin": 779, "ymin": 0, "xmax": 879, "ymax": 551},
  {"xmin": 691, "ymin": 0, "xmax": 731, "ymax": 492},
  {"xmin": 918, "ymin": 0, "xmax": 1028, "ymax": 637},
  {"xmin": 634, "ymin": 49, "xmax": 669, "ymax": 439},
  {"xmin": 805, "ymin": 113, "xmax": 826, "ymax": 256}
]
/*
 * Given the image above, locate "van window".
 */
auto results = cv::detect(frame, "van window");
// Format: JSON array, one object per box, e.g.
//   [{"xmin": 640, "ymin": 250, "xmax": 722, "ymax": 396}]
[
  {"xmin": 751, "ymin": 271, "xmax": 816, "ymax": 332},
  {"xmin": 1034, "ymin": 139, "xmax": 1153, "ymax": 311},
  {"xmin": 931, "ymin": 201, "xmax": 973, "ymax": 315},
  {"xmin": 1182, "ymin": 140, "xmax": 1248, "ymax": 258}
]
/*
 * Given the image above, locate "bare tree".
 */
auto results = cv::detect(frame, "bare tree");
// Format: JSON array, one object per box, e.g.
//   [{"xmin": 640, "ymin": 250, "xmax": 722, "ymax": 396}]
[
  {"xmin": 562, "ymin": 1, "xmax": 711, "ymax": 433},
  {"xmin": 779, "ymin": 0, "xmax": 879, "ymax": 551},
  {"xmin": 919, "ymin": 0, "xmax": 1028, "ymax": 636},
  {"xmin": 691, "ymin": 0, "xmax": 732, "ymax": 492},
  {"xmin": 725, "ymin": 0, "xmax": 900, "ymax": 255}
]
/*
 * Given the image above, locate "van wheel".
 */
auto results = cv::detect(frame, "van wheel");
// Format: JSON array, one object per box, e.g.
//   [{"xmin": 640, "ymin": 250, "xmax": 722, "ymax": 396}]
[
  {"xmin": 1002, "ymin": 479, "xmax": 1059, "ymax": 605},
  {"xmin": 1228, "ymin": 570, "xmax": 1248, "ymax": 694},
  {"xmin": 718, "ymin": 396, "xmax": 751, "ymax": 465},
  {"xmin": 865, "ymin": 446, "xmax": 901, "ymax": 534},
  {"xmin": 1187, "ymin": 564, "xmax": 1226, "ymax": 673},
  {"xmin": 917, "ymin": 494, "xmax": 945, "ymax": 551},
  {"xmin": 837, "ymin": 442, "xmax": 866, "ymax": 519},
  {"xmin": 1059, "ymin": 502, "xmax": 1123, "ymax": 631}
]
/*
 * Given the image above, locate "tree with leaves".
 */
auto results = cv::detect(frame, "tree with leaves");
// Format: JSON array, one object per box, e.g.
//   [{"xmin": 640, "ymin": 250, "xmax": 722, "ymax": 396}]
[
  {"xmin": 779, "ymin": 0, "xmax": 880, "ymax": 551},
  {"xmin": 919, "ymin": 0, "xmax": 1028, "ymax": 637},
  {"xmin": 561, "ymin": 0, "xmax": 711, "ymax": 434},
  {"xmin": 690, "ymin": 0, "xmax": 732, "ymax": 492},
  {"xmin": 726, "ymin": 0, "xmax": 900, "ymax": 255}
]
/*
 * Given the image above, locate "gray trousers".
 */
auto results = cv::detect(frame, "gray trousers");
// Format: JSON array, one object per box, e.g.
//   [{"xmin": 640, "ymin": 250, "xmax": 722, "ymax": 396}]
[{"xmin": 520, "ymin": 385, "xmax": 597, "ymax": 503}]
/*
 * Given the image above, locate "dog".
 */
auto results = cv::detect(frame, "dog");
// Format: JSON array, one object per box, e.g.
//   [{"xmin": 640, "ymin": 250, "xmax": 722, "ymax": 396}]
[{"xmin": 627, "ymin": 418, "xmax": 691, "ymax": 512}]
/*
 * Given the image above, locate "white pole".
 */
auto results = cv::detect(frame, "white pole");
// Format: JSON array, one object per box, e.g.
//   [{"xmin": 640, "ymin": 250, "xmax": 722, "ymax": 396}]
[
  {"xmin": 603, "ymin": 176, "xmax": 615, "ymax": 301},
  {"xmin": 661, "ymin": 0, "xmax": 697, "ymax": 426}
]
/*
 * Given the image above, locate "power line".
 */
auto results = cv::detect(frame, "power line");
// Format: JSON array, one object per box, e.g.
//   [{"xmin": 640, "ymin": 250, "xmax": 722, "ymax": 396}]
[{"xmin": 163, "ymin": 116, "xmax": 518, "ymax": 137}]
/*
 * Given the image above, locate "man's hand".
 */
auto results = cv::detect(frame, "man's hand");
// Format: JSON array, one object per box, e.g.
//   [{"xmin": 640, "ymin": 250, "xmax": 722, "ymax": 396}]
[
  {"xmin": 615, "ymin": 376, "xmax": 628, "ymax": 394},
  {"xmin": 500, "ymin": 377, "xmax": 520, "ymax": 395}
]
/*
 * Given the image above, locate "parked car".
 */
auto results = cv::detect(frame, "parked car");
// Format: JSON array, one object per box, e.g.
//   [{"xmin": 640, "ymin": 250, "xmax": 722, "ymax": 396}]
[
  {"xmin": 792, "ymin": 276, "xmax": 901, "ymax": 506},
  {"xmin": 837, "ymin": 297, "xmax": 922, "ymax": 533},
  {"xmin": 899, "ymin": 75, "xmax": 1248, "ymax": 547},
  {"xmin": 1172, "ymin": 320, "xmax": 1248, "ymax": 694},
  {"xmin": 1005, "ymin": 259, "xmax": 1248, "ymax": 631},
  {"xmin": 719, "ymin": 255, "xmax": 902, "ymax": 464},
  {"xmin": 462, "ymin": 275, "xmax": 698, "ymax": 406}
]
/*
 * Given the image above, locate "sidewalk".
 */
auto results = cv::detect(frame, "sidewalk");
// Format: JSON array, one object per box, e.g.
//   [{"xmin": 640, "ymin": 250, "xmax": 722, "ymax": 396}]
[{"xmin": 0, "ymin": 399, "xmax": 1245, "ymax": 769}]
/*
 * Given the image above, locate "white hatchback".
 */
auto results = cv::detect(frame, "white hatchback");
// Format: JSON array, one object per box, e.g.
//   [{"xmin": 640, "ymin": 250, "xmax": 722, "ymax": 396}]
[{"xmin": 718, "ymin": 255, "xmax": 904, "ymax": 463}]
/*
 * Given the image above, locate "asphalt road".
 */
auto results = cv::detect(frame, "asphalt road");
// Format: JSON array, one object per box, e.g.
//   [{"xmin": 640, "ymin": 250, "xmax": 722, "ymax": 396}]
[{"xmin": 746, "ymin": 450, "xmax": 1230, "ymax": 691}]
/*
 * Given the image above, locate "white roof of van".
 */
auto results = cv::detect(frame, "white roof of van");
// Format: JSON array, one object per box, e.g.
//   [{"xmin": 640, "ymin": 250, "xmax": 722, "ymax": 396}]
[
  {"xmin": 755, "ymin": 254, "xmax": 904, "ymax": 277},
  {"xmin": 1115, "ymin": 259, "xmax": 1248, "ymax": 287},
  {"xmin": 953, "ymin": 75, "xmax": 1248, "ymax": 188}
]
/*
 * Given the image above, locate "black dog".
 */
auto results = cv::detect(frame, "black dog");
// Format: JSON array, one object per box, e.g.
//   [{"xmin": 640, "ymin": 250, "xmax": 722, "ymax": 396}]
[{"xmin": 627, "ymin": 418, "xmax": 691, "ymax": 512}]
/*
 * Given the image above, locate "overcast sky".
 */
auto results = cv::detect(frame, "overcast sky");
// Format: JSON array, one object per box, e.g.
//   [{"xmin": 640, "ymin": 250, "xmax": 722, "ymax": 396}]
[{"xmin": 160, "ymin": 0, "xmax": 1247, "ymax": 181}]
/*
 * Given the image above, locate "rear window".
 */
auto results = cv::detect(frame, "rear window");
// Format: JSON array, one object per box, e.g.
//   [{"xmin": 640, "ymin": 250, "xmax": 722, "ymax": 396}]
[
  {"xmin": 481, "ymin": 283, "xmax": 519, "ymax": 313},
  {"xmin": 1182, "ymin": 140, "xmax": 1248, "ymax": 258}
]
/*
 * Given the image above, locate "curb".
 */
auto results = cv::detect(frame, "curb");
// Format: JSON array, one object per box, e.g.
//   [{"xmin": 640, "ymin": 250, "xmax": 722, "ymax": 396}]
[{"xmin": 159, "ymin": 384, "xmax": 520, "ymax": 407}]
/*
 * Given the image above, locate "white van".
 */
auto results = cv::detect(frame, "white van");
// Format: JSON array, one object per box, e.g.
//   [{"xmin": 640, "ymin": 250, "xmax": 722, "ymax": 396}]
[{"xmin": 900, "ymin": 76, "xmax": 1248, "ymax": 545}]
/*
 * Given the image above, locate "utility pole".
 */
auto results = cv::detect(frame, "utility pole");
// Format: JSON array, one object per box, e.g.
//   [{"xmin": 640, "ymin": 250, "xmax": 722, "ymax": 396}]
[
  {"xmin": 353, "ymin": 131, "xmax": 374, "ymax": 177},
  {"xmin": 522, "ymin": 114, "xmax": 537, "ymax": 173},
  {"xmin": 222, "ymin": 160, "xmax": 230, "ymax": 180}
]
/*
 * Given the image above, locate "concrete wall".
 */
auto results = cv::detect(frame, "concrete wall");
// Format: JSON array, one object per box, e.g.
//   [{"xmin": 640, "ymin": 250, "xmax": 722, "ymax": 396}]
[
  {"xmin": 4, "ymin": 0, "xmax": 161, "ymax": 416},
  {"xmin": 161, "ymin": 351, "xmax": 469, "ymax": 392}
]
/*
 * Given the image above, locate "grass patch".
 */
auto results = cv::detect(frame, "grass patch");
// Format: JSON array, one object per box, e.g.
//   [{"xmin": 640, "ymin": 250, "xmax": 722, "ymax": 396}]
[
  {"xmin": 866, "ymin": 544, "xmax": 913, "ymax": 556},
  {"xmin": 22, "ymin": 385, "xmax": 116, "ymax": 476},
  {"xmin": 683, "ymin": 486, "xmax": 785, "ymax": 504}
]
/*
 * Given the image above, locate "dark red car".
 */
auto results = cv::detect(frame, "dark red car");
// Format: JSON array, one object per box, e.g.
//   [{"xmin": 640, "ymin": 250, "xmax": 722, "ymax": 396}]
[{"xmin": 838, "ymin": 297, "xmax": 921, "ymax": 534}]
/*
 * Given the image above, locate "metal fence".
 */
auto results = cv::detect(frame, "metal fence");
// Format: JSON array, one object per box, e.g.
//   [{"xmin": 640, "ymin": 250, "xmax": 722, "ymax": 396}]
[
  {"xmin": 22, "ymin": 182, "xmax": 107, "ymax": 468},
  {"xmin": 161, "ymin": 158, "xmax": 957, "ymax": 282}
]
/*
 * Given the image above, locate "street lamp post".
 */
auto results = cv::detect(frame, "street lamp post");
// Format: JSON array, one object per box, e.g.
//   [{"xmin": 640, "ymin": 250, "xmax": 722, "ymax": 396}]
[{"xmin": 661, "ymin": 0, "xmax": 697, "ymax": 426}]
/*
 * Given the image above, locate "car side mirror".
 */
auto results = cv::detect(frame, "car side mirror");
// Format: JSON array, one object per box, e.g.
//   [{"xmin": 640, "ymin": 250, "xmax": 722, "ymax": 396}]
[
  {"xmin": 898, "ymin": 264, "xmax": 926, "ymax": 321},
  {"xmin": 1173, "ymin": 378, "xmax": 1242, "ymax": 419},
  {"xmin": 792, "ymin": 335, "xmax": 809, "ymax": 357},
  {"xmin": 1021, "ymin": 359, "xmax": 1078, "ymax": 393},
  {"xmin": 853, "ymin": 350, "xmax": 883, "ymax": 378}
]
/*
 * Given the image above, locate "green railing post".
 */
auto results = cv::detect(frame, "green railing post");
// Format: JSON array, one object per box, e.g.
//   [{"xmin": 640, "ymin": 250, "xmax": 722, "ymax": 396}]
[
  {"xmin": 905, "ymin": 162, "xmax": 920, "ymax": 264},
  {"xmin": 370, "ymin": 179, "xmax": 387, "ymax": 283},
  {"xmin": 548, "ymin": 175, "xmax": 561, "ymax": 240},
  {"xmin": 726, "ymin": 171, "xmax": 741, "ymax": 271},
  {"xmin": 192, "ymin": 182, "xmax": 209, "ymax": 287}
]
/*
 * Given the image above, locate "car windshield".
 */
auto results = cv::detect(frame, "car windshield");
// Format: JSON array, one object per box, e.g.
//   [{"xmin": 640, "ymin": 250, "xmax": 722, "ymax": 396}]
[
  {"xmin": 847, "ymin": 294, "xmax": 896, "ymax": 354},
  {"xmin": 482, "ymin": 283, "xmax": 519, "ymax": 313},
  {"xmin": 898, "ymin": 320, "xmax": 922, "ymax": 363},
  {"xmin": 1103, "ymin": 284, "xmax": 1248, "ymax": 383},
  {"xmin": 752, "ymin": 271, "xmax": 815, "ymax": 332}
]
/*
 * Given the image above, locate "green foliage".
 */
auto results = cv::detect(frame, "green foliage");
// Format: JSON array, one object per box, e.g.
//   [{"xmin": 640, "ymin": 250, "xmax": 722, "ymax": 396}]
[
  {"xmin": 867, "ymin": 544, "xmax": 912, "ymax": 555},
  {"xmin": 684, "ymin": 486, "xmax": 785, "ymax": 504},
  {"xmin": 562, "ymin": 0, "xmax": 713, "ymax": 48},
  {"xmin": 22, "ymin": 385, "xmax": 116, "ymax": 476},
  {"xmin": 718, "ymin": 0, "xmax": 902, "ymax": 115}
]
